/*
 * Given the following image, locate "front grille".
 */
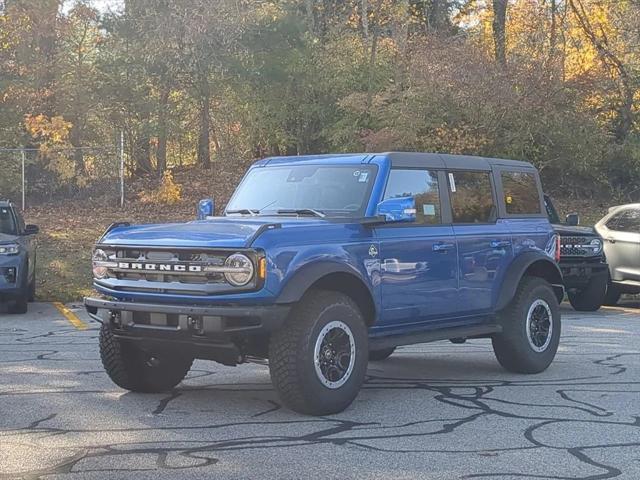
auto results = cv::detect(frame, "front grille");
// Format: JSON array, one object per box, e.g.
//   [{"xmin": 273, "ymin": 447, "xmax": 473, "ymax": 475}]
[
  {"xmin": 101, "ymin": 247, "xmax": 229, "ymax": 294},
  {"xmin": 560, "ymin": 236, "xmax": 592, "ymax": 257}
]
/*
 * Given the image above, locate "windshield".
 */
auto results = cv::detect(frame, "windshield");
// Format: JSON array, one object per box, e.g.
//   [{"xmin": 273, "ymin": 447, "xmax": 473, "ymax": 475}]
[
  {"xmin": 0, "ymin": 207, "xmax": 17, "ymax": 235},
  {"xmin": 226, "ymin": 164, "xmax": 377, "ymax": 217}
]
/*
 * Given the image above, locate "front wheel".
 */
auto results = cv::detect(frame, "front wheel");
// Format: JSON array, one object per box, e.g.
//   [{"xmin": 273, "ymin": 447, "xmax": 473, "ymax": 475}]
[
  {"xmin": 492, "ymin": 277, "xmax": 561, "ymax": 374},
  {"xmin": 603, "ymin": 281, "xmax": 621, "ymax": 306},
  {"xmin": 269, "ymin": 290, "xmax": 368, "ymax": 415},
  {"xmin": 567, "ymin": 276, "xmax": 606, "ymax": 312},
  {"xmin": 99, "ymin": 323, "xmax": 193, "ymax": 393}
]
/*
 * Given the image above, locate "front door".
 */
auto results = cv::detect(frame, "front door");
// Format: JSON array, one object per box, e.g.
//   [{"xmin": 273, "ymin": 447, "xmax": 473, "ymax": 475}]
[{"xmin": 376, "ymin": 169, "xmax": 458, "ymax": 330}]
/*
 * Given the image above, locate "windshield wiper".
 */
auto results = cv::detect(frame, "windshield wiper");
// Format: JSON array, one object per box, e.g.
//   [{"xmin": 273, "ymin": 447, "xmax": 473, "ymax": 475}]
[
  {"xmin": 276, "ymin": 208, "xmax": 326, "ymax": 218},
  {"xmin": 226, "ymin": 208, "xmax": 260, "ymax": 216}
]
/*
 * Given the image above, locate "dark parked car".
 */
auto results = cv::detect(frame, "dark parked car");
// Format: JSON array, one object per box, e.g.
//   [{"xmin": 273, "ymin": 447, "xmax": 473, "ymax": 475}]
[
  {"xmin": 0, "ymin": 200, "xmax": 39, "ymax": 313},
  {"xmin": 544, "ymin": 195, "xmax": 608, "ymax": 311},
  {"xmin": 86, "ymin": 153, "xmax": 564, "ymax": 415}
]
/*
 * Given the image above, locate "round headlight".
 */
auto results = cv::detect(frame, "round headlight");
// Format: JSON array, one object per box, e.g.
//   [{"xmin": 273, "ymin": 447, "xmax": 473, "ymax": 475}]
[
  {"xmin": 92, "ymin": 249, "xmax": 109, "ymax": 279},
  {"xmin": 589, "ymin": 238, "xmax": 603, "ymax": 254},
  {"xmin": 224, "ymin": 253, "xmax": 254, "ymax": 286}
]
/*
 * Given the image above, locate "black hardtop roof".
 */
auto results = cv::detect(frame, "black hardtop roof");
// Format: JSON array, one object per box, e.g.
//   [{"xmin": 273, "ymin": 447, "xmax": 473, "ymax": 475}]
[
  {"xmin": 257, "ymin": 152, "xmax": 535, "ymax": 171},
  {"xmin": 382, "ymin": 152, "xmax": 535, "ymax": 171}
]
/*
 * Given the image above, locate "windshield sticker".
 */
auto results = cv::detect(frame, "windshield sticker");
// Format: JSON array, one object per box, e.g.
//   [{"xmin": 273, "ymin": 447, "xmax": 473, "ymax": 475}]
[
  {"xmin": 358, "ymin": 172, "xmax": 369, "ymax": 183},
  {"xmin": 448, "ymin": 173, "xmax": 456, "ymax": 192}
]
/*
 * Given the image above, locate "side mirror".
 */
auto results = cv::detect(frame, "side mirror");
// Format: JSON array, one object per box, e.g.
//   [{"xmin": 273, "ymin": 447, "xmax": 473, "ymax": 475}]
[
  {"xmin": 376, "ymin": 196, "xmax": 416, "ymax": 223},
  {"xmin": 23, "ymin": 224, "xmax": 39, "ymax": 235},
  {"xmin": 566, "ymin": 213, "xmax": 579, "ymax": 226},
  {"xmin": 197, "ymin": 198, "xmax": 214, "ymax": 220}
]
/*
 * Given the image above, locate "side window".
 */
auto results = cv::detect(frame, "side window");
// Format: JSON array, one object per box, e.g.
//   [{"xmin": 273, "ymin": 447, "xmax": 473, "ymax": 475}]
[
  {"xmin": 606, "ymin": 212, "xmax": 624, "ymax": 230},
  {"xmin": 501, "ymin": 171, "xmax": 542, "ymax": 214},
  {"xmin": 383, "ymin": 169, "xmax": 441, "ymax": 224},
  {"xmin": 612, "ymin": 209, "xmax": 640, "ymax": 233},
  {"xmin": 448, "ymin": 171, "xmax": 495, "ymax": 223}
]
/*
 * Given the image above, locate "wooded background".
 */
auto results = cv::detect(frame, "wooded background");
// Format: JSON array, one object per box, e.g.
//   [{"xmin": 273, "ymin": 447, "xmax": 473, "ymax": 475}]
[{"xmin": 1, "ymin": 0, "xmax": 640, "ymax": 202}]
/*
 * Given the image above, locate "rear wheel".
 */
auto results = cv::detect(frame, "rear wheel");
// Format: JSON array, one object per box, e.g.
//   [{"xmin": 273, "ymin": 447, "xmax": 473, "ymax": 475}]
[
  {"xmin": 269, "ymin": 290, "xmax": 368, "ymax": 415},
  {"xmin": 567, "ymin": 276, "xmax": 606, "ymax": 312},
  {"xmin": 27, "ymin": 272, "xmax": 36, "ymax": 302},
  {"xmin": 492, "ymin": 277, "xmax": 561, "ymax": 374},
  {"xmin": 99, "ymin": 323, "xmax": 193, "ymax": 392},
  {"xmin": 603, "ymin": 281, "xmax": 621, "ymax": 306},
  {"xmin": 8, "ymin": 265, "xmax": 28, "ymax": 314},
  {"xmin": 369, "ymin": 347, "xmax": 395, "ymax": 361}
]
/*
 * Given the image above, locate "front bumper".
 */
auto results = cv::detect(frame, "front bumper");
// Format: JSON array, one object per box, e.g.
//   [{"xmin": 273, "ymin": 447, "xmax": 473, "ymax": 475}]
[
  {"xmin": 0, "ymin": 254, "xmax": 24, "ymax": 300},
  {"xmin": 85, "ymin": 297, "xmax": 290, "ymax": 334},
  {"xmin": 85, "ymin": 297, "xmax": 291, "ymax": 364},
  {"xmin": 559, "ymin": 259, "xmax": 608, "ymax": 290}
]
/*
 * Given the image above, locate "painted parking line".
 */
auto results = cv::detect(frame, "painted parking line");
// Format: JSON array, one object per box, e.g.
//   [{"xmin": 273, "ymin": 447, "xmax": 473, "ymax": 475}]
[{"xmin": 53, "ymin": 302, "xmax": 89, "ymax": 330}]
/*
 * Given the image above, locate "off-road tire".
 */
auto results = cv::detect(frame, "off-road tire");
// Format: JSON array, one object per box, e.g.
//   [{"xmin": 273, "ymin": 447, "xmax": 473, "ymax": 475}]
[
  {"xmin": 8, "ymin": 267, "xmax": 28, "ymax": 314},
  {"xmin": 603, "ymin": 281, "xmax": 621, "ymax": 306},
  {"xmin": 269, "ymin": 290, "xmax": 368, "ymax": 415},
  {"xmin": 567, "ymin": 276, "xmax": 606, "ymax": 312},
  {"xmin": 99, "ymin": 323, "xmax": 193, "ymax": 393},
  {"xmin": 492, "ymin": 276, "xmax": 561, "ymax": 374},
  {"xmin": 27, "ymin": 273, "xmax": 36, "ymax": 302},
  {"xmin": 369, "ymin": 347, "xmax": 395, "ymax": 361}
]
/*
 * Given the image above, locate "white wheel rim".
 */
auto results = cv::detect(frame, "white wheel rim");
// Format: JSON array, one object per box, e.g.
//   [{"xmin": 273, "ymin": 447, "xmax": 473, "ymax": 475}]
[
  {"xmin": 526, "ymin": 299, "xmax": 553, "ymax": 353},
  {"xmin": 313, "ymin": 320, "xmax": 356, "ymax": 389}
]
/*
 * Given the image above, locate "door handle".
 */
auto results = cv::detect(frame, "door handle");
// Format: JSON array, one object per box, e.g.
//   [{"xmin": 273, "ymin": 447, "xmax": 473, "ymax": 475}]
[
  {"xmin": 490, "ymin": 240, "xmax": 511, "ymax": 249},
  {"xmin": 433, "ymin": 242, "xmax": 455, "ymax": 252}
]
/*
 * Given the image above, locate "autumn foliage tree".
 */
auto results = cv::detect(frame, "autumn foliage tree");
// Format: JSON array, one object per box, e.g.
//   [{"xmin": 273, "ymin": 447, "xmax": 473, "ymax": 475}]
[{"xmin": 1, "ymin": 0, "xmax": 640, "ymax": 200}]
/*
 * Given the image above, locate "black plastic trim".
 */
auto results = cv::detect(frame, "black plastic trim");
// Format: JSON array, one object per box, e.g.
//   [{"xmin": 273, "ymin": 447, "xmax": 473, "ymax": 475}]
[{"xmin": 370, "ymin": 324, "xmax": 502, "ymax": 350}]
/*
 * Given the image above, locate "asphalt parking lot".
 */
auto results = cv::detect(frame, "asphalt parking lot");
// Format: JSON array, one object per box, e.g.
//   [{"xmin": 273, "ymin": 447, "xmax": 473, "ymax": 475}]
[{"xmin": 0, "ymin": 302, "xmax": 639, "ymax": 480}]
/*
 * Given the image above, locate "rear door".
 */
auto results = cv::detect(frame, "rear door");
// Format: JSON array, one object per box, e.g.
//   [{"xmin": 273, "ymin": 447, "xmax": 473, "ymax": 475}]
[
  {"xmin": 447, "ymin": 170, "xmax": 513, "ymax": 316},
  {"xmin": 376, "ymin": 168, "xmax": 459, "ymax": 330},
  {"xmin": 602, "ymin": 208, "xmax": 640, "ymax": 283}
]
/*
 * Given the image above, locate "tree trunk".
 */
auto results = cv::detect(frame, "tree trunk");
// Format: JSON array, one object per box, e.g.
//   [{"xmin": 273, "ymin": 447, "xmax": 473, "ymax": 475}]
[
  {"xmin": 361, "ymin": 0, "xmax": 369, "ymax": 40},
  {"xmin": 156, "ymin": 87, "xmax": 170, "ymax": 175},
  {"xmin": 69, "ymin": 120, "xmax": 84, "ymax": 175},
  {"xmin": 549, "ymin": 0, "xmax": 557, "ymax": 63},
  {"xmin": 492, "ymin": 0, "xmax": 508, "ymax": 66},
  {"xmin": 197, "ymin": 88, "xmax": 211, "ymax": 169}
]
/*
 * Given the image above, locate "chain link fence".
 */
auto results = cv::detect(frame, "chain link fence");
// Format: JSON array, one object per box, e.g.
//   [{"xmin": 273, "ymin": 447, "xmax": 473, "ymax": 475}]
[{"xmin": 0, "ymin": 145, "xmax": 124, "ymax": 210}]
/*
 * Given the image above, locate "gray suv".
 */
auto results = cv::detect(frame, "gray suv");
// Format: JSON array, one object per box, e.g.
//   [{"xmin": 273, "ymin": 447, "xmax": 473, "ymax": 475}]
[
  {"xmin": 595, "ymin": 204, "xmax": 640, "ymax": 305},
  {"xmin": 0, "ymin": 200, "xmax": 39, "ymax": 313}
]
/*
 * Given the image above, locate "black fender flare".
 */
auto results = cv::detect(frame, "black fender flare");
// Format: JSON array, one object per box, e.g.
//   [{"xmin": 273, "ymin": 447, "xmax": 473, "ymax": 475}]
[
  {"xmin": 495, "ymin": 252, "xmax": 564, "ymax": 311},
  {"xmin": 276, "ymin": 261, "xmax": 372, "ymax": 305}
]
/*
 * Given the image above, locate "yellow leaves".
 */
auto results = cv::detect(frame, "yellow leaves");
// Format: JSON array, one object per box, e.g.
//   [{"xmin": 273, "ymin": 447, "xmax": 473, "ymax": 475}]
[
  {"xmin": 139, "ymin": 170, "xmax": 183, "ymax": 205},
  {"xmin": 24, "ymin": 114, "xmax": 73, "ymax": 145}
]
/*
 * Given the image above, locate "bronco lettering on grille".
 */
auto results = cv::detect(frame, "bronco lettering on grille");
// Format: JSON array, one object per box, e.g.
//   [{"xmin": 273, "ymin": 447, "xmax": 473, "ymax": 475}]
[{"xmin": 117, "ymin": 262, "xmax": 203, "ymax": 273}]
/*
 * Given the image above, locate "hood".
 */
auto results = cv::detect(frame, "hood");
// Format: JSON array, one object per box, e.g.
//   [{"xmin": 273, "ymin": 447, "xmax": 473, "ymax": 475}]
[
  {"xmin": 551, "ymin": 224, "xmax": 598, "ymax": 237},
  {"xmin": 0, "ymin": 232, "xmax": 19, "ymax": 244},
  {"xmin": 100, "ymin": 216, "xmax": 329, "ymax": 248}
]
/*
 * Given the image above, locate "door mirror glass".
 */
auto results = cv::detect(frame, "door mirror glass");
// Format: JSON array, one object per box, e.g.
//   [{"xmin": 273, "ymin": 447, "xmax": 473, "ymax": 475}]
[
  {"xmin": 197, "ymin": 199, "xmax": 214, "ymax": 220},
  {"xmin": 376, "ymin": 196, "xmax": 416, "ymax": 223},
  {"xmin": 566, "ymin": 213, "xmax": 579, "ymax": 226}
]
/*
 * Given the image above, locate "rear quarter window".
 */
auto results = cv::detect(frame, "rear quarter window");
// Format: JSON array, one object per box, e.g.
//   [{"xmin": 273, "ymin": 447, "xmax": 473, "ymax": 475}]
[{"xmin": 501, "ymin": 171, "xmax": 542, "ymax": 215}]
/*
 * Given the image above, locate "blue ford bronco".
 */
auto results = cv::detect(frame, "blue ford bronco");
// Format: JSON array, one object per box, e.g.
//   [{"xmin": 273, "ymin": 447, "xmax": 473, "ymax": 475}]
[
  {"xmin": 85, "ymin": 153, "xmax": 564, "ymax": 415},
  {"xmin": 0, "ymin": 200, "xmax": 39, "ymax": 314}
]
